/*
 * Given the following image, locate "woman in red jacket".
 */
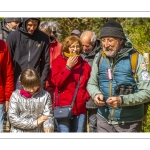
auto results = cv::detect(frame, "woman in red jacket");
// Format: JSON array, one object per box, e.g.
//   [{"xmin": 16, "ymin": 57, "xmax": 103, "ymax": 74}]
[
  {"xmin": 51, "ymin": 35, "xmax": 91, "ymax": 132},
  {"xmin": 0, "ymin": 40, "xmax": 14, "ymax": 132}
]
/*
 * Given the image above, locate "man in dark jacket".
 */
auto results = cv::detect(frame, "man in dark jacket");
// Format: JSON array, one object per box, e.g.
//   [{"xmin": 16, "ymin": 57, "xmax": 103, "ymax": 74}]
[
  {"xmin": 80, "ymin": 30, "xmax": 102, "ymax": 132},
  {"xmin": 6, "ymin": 18, "xmax": 50, "ymax": 89},
  {"xmin": 0, "ymin": 18, "xmax": 21, "ymax": 41}
]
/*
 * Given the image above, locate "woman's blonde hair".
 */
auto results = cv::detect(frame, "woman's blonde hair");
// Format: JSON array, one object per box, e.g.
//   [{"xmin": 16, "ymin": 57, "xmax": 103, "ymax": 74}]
[
  {"xmin": 62, "ymin": 35, "xmax": 82, "ymax": 53},
  {"xmin": 20, "ymin": 68, "xmax": 41, "ymax": 89}
]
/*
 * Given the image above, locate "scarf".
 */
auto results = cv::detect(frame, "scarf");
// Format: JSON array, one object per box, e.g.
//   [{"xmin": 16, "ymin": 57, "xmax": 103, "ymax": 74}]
[
  {"xmin": 63, "ymin": 52, "xmax": 80, "ymax": 58},
  {"xmin": 20, "ymin": 88, "xmax": 40, "ymax": 98}
]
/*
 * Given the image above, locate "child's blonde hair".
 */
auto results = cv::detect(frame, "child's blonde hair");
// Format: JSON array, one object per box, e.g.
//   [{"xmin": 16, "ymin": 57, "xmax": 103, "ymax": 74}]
[{"xmin": 20, "ymin": 68, "xmax": 42, "ymax": 89}]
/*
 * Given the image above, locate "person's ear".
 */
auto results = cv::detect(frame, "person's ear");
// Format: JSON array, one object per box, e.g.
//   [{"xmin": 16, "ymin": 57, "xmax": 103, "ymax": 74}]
[
  {"xmin": 119, "ymin": 39, "xmax": 124, "ymax": 45},
  {"xmin": 19, "ymin": 81, "xmax": 23, "ymax": 87}
]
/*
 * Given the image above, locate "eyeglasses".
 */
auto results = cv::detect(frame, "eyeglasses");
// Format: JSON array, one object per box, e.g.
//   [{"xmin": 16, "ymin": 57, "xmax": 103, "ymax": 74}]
[
  {"xmin": 69, "ymin": 45, "xmax": 80, "ymax": 49},
  {"xmin": 50, "ymin": 31, "xmax": 56, "ymax": 34}
]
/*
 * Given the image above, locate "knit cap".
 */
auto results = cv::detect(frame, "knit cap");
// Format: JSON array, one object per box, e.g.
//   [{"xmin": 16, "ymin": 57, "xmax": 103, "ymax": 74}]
[
  {"xmin": 4, "ymin": 18, "xmax": 21, "ymax": 23},
  {"xmin": 100, "ymin": 20, "xmax": 125, "ymax": 39}
]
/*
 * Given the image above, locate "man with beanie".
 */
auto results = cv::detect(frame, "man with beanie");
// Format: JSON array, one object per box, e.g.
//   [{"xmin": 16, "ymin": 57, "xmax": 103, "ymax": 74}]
[
  {"xmin": 80, "ymin": 30, "xmax": 102, "ymax": 132},
  {"xmin": 87, "ymin": 19, "xmax": 150, "ymax": 132},
  {"xmin": 0, "ymin": 18, "xmax": 21, "ymax": 41}
]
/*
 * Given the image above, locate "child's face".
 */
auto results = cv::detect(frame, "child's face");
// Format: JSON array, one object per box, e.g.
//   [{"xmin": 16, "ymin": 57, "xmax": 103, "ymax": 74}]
[{"xmin": 22, "ymin": 86, "xmax": 39, "ymax": 95}]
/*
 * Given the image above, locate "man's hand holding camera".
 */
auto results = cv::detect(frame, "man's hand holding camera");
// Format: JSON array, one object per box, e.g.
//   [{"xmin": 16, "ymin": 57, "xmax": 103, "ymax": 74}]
[{"xmin": 94, "ymin": 94, "xmax": 121, "ymax": 108}]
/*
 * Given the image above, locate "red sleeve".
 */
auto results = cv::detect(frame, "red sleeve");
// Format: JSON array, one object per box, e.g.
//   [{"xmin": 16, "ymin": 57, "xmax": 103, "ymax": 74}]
[
  {"xmin": 2, "ymin": 42, "xmax": 14, "ymax": 101},
  {"xmin": 51, "ymin": 57, "xmax": 71, "ymax": 88}
]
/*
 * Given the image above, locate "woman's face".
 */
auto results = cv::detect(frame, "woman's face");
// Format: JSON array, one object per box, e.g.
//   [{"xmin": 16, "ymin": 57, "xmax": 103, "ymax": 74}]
[{"xmin": 68, "ymin": 41, "xmax": 81, "ymax": 55}]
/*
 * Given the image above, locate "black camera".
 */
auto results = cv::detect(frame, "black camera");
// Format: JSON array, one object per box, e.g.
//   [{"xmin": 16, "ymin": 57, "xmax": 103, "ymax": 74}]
[{"xmin": 114, "ymin": 84, "xmax": 136, "ymax": 95}]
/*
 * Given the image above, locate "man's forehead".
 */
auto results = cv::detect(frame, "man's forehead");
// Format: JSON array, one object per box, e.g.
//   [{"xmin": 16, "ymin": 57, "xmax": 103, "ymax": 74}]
[
  {"xmin": 101, "ymin": 37, "xmax": 116, "ymax": 39},
  {"xmin": 9, "ymin": 21, "xmax": 20, "ymax": 23},
  {"xmin": 26, "ymin": 20, "xmax": 38, "ymax": 25}
]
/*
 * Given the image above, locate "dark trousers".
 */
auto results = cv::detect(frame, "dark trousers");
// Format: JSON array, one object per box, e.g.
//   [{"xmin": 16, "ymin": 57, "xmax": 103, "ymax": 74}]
[
  {"xmin": 97, "ymin": 114, "xmax": 142, "ymax": 132},
  {"xmin": 87, "ymin": 108, "xmax": 98, "ymax": 132}
]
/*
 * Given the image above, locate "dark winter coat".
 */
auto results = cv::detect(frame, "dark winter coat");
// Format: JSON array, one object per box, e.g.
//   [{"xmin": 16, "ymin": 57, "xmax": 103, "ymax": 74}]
[
  {"xmin": 6, "ymin": 18, "xmax": 50, "ymax": 87},
  {"xmin": 0, "ymin": 20, "xmax": 10, "ymax": 41}
]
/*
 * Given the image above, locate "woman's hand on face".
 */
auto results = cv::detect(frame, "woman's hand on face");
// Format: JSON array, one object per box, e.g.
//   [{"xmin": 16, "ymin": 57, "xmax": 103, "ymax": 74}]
[{"xmin": 66, "ymin": 55, "xmax": 78, "ymax": 69}]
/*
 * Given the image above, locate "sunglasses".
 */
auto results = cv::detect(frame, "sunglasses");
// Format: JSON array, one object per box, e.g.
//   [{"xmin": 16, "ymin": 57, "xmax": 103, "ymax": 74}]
[{"xmin": 51, "ymin": 31, "xmax": 56, "ymax": 34}]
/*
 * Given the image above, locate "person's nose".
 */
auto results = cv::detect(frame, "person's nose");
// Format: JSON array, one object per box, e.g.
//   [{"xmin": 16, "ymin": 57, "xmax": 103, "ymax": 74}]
[
  {"xmin": 82, "ymin": 45, "xmax": 87, "ymax": 50},
  {"xmin": 103, "ymin": 41, "xmax": 110, "ymax": 48},
  {"xmin": 29, "ymin": 89, "xmax": 34, "ymax": 93},
  {"xmin": 30, "ymin": 26, "xmax": 34, "ymax": 30},
  {"xmin": 74, "ymin": 47, "xmax": 78, "ymax": 50}
]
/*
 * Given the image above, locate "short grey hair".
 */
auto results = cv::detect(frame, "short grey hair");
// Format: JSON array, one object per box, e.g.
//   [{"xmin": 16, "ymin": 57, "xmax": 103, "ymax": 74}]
[
  {"xmin": 80, "ymin": 30, "xmax": 97, "ymax": 45},
  {"xmin": 48, "ymin": 21, "xmax": 61, "ymax": 38},
  {"xmin": 91, "ymin": 31, "xmax": 97, "ymax": 44},
  {"xmin": 39, "ymin": 21, "xmax": 61, "ymax": 38},
  {"xmin": 39, "ymin": 21, "xmax": 51, "ymax": 33}
]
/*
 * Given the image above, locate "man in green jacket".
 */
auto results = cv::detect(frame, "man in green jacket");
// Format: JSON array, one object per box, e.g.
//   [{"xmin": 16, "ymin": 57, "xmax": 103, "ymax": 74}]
[{"xmin": 87, "ymin": 19, "xmax": 150, "ymax": 132}]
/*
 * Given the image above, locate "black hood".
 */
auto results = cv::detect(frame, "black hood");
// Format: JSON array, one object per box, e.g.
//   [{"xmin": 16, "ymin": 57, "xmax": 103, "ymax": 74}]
[
  {"xmin": 0, "ymin": 20, "xmax": 9, "ymax": 33},
  {"xmin": 18, "ymin": 18, "xmax": 40, "ymax": 35}
]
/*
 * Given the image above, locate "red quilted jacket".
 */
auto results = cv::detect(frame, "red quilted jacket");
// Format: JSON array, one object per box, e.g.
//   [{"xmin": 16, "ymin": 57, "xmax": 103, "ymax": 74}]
[
  {"xmin": 51, "ymin": 54, "xmax": 91, "ymax": 115},
  {"xmin": 0, "ymin": 40, "xmax": 14, "ymax": 104}
]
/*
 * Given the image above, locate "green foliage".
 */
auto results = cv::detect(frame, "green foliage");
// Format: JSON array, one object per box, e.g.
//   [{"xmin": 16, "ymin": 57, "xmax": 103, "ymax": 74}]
[
  {"xmin": 142, "ymin": 105, "xmax": 150, "ymax": 132},
  {"xmin": 1, "ymin": 17, "xmax": 150, "ymax": 55},
  {"xmin": 40, "ymin": 18, "xmax": 150, "ymax": 55},
  {"xmin": 41, "ymin": 18, "xmax": 106, "ymax": 42}
]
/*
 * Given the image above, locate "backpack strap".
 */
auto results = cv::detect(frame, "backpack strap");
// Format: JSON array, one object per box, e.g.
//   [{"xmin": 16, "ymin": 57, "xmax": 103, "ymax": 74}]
[
  {"xmin": 100, "ymin": 50, "xmax": 106, "ymax": 58},
  {"xmin": 131, "ymin": 51, "xmax": 139, "ymax": 79},
  {"xmin": 96, "ymin": 50, "xmax": 106, "ymax": 71},
  {"xmin": 96, "ymin": 50, "xmax": 105, "ymax": 68}
]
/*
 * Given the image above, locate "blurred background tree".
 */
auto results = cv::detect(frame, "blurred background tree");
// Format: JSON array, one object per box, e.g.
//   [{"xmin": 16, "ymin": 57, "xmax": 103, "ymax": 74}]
[
  {"xmin": 1, "ymin": 17, "xmax": 150, "ymax": 54},
  {"xmin": 39, "ymin": 18, "xmax": 150, "ymax": 55}
]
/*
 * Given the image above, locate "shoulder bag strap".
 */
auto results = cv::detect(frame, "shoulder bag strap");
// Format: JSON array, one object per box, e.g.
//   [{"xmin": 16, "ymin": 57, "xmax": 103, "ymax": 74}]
[
  {"xmin": 70, "ymin": 61, "xmax": 82, "ymax": 107},
  {"xmin": 54, "ymin": 59, "xmax": 82, "ymax": 107}
]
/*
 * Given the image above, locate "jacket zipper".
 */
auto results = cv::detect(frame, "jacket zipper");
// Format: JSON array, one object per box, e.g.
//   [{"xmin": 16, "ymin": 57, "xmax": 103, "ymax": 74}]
[
  {"xmin": 109, "ymin": 81, "xmax": 114, "ymax": 121},
  {"xmin": 28, "ymin": 39, "xmax": 31, "ymax": 68}
]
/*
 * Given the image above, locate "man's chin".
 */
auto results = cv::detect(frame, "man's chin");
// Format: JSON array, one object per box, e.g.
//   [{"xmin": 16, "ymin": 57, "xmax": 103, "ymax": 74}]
[
  {"xmin": 105, "ymin": 52, "xmax": 116, "ymax": 58},
  {"xmin": 28, "ymin": 31, "xmax": 34, "ymax": 34}
]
